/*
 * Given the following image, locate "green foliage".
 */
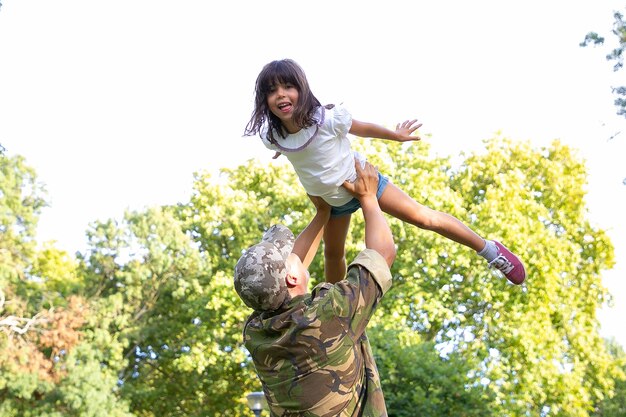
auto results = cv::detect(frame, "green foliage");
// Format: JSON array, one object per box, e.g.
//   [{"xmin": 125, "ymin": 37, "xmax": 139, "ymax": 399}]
[
  {"xmin": 0, "ymin": 154, "xmax": 47, "ymax": 297},
  {"xmin": 371, "ymin": 327, "xmax": 495, "ymax": 417},
  {"xmin": 1, "ymin": 137, "xmax": 622, "ymax": 416},
  {"xmin": 78, "ymin": 205, "xmax": 257, "ymax": 416},
  {"xmin": 353, "ymin": 136, "xmax": 618, "ymax": 416},
  {"xmin": 0, "ymin": 342, "xmax": 134, "ymax": 417},
  {"xmin": 581, "ymin": 9, "xmax": 626, "ymax": 118},
  {"xmin": 591, "ymin": 338, "xmax": 626, "ymax": 417},
  {"xmin": 0, "ymin": 155, "xmax": 132, "ymax": 417}
]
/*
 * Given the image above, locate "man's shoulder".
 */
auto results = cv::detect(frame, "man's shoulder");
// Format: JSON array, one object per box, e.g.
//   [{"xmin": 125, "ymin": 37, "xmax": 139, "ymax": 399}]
[{"xmin": 348, "ymin": 249, "xmax": 393, "ymax": 294}]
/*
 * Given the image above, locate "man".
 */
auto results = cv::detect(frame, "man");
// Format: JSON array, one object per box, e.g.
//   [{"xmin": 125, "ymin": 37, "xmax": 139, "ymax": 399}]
[{"xmin": 234, "ymin": 160, "xmax": 395, "ymax": 417}]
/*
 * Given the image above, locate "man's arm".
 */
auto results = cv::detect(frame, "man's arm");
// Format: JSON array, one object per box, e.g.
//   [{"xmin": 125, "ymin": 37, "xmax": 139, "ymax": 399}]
[
  {"xmin": 291, "ymin": 195, "xmax": 331, "ymax": 269},
  {"xmin": 342, "ymin": 161, "xmax": 396, "ymax": 267},
  {"xmin": 349, "ymin": 119, "xmax": 422, "ymax": 143}
]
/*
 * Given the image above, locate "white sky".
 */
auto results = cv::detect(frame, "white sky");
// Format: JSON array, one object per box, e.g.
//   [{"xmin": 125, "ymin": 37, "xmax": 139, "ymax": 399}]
[{"xmin": 1, "ymin": 1, "xmax": 625, "ymax": 347}]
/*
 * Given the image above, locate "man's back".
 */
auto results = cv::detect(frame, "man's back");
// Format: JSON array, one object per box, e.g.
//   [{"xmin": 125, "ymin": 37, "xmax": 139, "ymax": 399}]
[{"xmin": 244, "ymin": 250, "xmax": 391, "ymax": 417}]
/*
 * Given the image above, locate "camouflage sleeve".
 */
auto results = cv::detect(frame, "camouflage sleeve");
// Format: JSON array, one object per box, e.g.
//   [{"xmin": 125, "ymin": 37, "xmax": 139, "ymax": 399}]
[
  {"xmin": 348, "ymin": 249, "xmax": 392, "ymax": 294},
  {"xmin": 324, "ymin": 249, "xmax": 392, "ymax": 339}
]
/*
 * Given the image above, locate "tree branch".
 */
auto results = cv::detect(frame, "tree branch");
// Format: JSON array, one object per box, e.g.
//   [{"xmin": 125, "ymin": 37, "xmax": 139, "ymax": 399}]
[
  {"xmin": 0, "ymin": 312, "xmax": 47, "ymax": 335},
  {"xmin": 0, "ymin": 289, "xmax": 50, "ymax": 335}
]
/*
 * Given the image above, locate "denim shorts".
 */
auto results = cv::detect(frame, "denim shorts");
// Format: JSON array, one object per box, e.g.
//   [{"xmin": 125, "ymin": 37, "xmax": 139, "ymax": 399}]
[{"xmin": 330, "ymin": 173, "xmax": 389, "ymax": 217}]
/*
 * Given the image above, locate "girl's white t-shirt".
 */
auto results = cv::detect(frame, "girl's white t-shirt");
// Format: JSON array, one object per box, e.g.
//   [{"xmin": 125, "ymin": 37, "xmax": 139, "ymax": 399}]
[{"xmin": 261, "ymin": 105, "xmax": 365, "ymax": 207}]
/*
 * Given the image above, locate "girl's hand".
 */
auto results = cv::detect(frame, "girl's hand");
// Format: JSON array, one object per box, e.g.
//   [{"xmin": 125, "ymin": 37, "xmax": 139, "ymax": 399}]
[
  {"xmin": 395, "ymin": 119, "xmax": 422, "ymax": 142},
  {"xmin": 272, "ymin": 151, "xmax": 282, "ymax": 159}
]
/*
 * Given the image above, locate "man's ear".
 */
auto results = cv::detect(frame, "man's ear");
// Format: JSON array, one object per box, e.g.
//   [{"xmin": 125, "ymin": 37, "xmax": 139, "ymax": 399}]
[{"xmin": 285, "ymin": 273, "xmax": 299, "ymax": 287}]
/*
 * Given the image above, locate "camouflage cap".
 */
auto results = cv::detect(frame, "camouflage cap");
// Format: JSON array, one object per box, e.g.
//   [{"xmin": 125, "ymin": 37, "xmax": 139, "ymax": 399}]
[{"xmin": 234, "ymin": 225, "xmax": 295, "ymax": 311}]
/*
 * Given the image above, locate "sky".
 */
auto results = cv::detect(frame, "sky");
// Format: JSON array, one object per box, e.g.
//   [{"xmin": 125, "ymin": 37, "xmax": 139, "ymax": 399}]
[{"xmin": 1, "ymin": 1, "xmax": 625, "ymax": 347}]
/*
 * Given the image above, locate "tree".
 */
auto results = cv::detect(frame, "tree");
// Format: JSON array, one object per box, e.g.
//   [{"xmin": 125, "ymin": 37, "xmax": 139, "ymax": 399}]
[
  {"xmin": 165, "ymin": 135, "xmax": 619, "ymax": 416},
  {"xmin": 78, "ymin": 205, "xmax": 261, "ymax": 416},
  {"xmin": 0, "ymin": 154, "xmax": 47, "ymax": 292},
  {"xmin": 346, "ymin": 136, "xmax": 619, "ymax": 416},
  {"xmin": 581, "ymin": 9, "xmax": 626, "ymax": 119},
  {"xmin": 370, "ymin": 327, "xmax": 495, "ymax": 417},
  {"xmin": 72, "ymin": 156, "xmax": 329, "ymax": 416},
  {"xmin": 171, "ymin": 136, "xmax": 619, "ymax": 416},
  {"xmin": 2, "ymin": 133, "xmax": 621, "ymax": 416},
  {"xmin": 591, "ymin": 338, "xmax": 626, "ymax": 417},
  {"xmin": 0, "ymin": 153, "xmax": 133, "ymax": 417}
]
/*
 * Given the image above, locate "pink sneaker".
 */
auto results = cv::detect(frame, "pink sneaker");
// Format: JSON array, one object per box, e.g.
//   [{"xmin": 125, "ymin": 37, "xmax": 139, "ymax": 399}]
[{"xmin": 489, "ymin": 241, "xmax": 526, "ymax": 285}]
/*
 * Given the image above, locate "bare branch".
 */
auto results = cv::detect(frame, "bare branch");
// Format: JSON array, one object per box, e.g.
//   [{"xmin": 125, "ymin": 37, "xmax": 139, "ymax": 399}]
[{"xmin": 0, "ymin": 312, "xmax": 47, "ymax": 335}]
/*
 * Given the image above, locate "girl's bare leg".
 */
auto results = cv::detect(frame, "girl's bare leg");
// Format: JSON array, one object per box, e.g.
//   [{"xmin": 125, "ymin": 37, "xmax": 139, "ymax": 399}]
[
  {"xmin": 323, "ymin": 214, "xmax": 352, "ymax": 284},
  {"xmin": 378, "ymin": 183, "xmax": 485, "ymax": 251}
]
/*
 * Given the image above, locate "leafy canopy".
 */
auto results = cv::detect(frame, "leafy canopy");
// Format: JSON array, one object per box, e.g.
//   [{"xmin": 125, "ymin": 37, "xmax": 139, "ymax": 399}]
[{"xmin": 1, "ymin": 136, "xmax": 623, "ymax": 416}]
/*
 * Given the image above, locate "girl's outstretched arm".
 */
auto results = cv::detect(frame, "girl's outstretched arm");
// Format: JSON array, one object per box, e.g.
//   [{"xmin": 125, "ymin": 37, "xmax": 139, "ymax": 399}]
[{"xmin": 349, "ymin": 119, "xmax": 422, "ymax": 143}]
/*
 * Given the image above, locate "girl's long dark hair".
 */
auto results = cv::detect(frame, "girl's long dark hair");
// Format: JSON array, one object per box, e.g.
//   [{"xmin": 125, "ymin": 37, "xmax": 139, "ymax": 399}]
[{"xmin": 244, "ymin": 59, "xmax": 322, "ymax": 144}]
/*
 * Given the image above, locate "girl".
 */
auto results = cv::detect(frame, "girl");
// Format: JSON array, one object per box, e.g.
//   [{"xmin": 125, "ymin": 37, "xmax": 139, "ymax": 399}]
[{"xmin": 244, "ymin": 59, "xmax": 525, "ymax": 285}]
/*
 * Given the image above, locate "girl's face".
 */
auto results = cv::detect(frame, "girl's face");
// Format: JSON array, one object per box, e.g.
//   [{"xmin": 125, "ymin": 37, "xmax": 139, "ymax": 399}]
[{"xmin": 267, "ymin": 82, "xmax": 300, "ymax": 133}]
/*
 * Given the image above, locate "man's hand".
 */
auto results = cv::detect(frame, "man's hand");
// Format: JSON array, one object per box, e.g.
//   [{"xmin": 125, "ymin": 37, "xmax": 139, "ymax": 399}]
[
  {"xmin": 342, "ymin": 158, "xmax": 395, "ymax": 267},
  {"xmin": 342, "ymin": 159, "xmax": 379, "ymax": 201}
]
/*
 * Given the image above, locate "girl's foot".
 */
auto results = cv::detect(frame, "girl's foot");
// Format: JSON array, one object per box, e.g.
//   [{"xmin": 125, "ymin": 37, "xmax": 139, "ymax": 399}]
[{"xmin": 489, "ymin": 241, "xmax": 526, "ymax": 285}]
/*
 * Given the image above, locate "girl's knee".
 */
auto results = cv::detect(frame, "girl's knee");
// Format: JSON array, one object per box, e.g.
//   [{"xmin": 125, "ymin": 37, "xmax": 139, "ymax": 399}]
[
  {"xmin": 324, "ymin": 247, "xmax": 346, "ymax": 262},
  {"xmin": 410, "ymin": 210, "xmax": 444, "ymax": 230}
]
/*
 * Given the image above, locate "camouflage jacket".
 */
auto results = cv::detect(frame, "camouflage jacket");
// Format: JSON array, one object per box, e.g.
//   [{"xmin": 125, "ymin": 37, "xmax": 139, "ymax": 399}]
[{"xmin": 243, "ymin": 249, "xmax": 393, "ymax": 417}]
